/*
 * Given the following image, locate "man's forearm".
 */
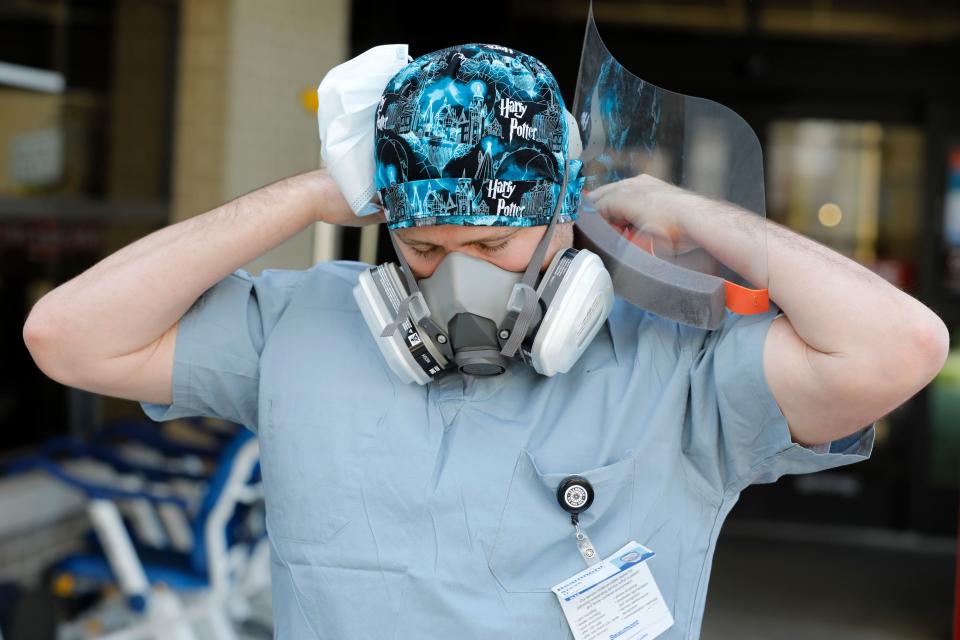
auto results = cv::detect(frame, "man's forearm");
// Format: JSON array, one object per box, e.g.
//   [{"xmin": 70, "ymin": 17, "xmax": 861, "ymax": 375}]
[
  {"xmin": 24, "ymin": 170, "xmax": 326, "ymax": 374},
  {"xmin": 585, "ymin": 174, "xmax": 947, "ymax": 440},
  {"xmin": 676, "ymin": 192, "xmax": 937, "ymax": 359}
]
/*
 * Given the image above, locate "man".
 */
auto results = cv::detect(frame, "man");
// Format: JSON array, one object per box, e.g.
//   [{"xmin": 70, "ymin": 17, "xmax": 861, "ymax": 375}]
[{"xmin": 23, "ymin": 43, "xmax": 947, "ymax": 638}]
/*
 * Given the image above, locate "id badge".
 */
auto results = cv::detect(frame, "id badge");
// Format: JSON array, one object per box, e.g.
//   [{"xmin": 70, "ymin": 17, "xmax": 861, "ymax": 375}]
[{"xmin": 551, "ymin": 541, "xmax": 674, "ymax": 640}]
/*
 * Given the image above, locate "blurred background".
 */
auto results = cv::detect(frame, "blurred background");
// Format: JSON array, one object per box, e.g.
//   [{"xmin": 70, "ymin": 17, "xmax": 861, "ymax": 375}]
[{"xmin": 0, "ymin": 0, "xmax": 958, "ymax": 638}]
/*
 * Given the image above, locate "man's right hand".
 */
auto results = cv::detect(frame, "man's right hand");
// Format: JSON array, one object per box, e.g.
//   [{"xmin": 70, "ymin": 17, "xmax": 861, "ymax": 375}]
[{"xmin": 317, "ymin": 168, "xmax": 386, "ymax": 227}]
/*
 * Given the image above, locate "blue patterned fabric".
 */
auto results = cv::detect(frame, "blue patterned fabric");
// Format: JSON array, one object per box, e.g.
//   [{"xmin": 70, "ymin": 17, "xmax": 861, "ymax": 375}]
[{"xmin": 374, "ymin": 43, "xmax": 585, "ymax": 229}]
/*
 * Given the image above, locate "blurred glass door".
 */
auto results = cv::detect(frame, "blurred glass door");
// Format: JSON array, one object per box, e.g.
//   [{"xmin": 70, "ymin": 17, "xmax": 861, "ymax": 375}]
[{"xmin": 731, "ymin": 118, "xmax": 929, "ymax": 530}]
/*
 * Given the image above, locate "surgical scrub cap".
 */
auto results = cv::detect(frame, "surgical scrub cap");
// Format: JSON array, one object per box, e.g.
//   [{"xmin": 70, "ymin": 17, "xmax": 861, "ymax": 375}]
[{"xmin": 374, "ymin": 43, "xmax": 585, "ymax": 229}]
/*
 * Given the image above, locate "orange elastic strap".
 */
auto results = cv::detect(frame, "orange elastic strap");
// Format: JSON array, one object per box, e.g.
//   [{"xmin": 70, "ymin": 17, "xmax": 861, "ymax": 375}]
[{"xmin": 724, "ymin": 281, "xmax": 769, "ymax": 315}]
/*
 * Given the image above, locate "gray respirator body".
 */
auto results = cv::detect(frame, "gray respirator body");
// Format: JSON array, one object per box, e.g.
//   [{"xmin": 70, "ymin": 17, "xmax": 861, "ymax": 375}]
[{"xmin": 354, "ymin": 244, "xmax": 614, "ymax": 385}]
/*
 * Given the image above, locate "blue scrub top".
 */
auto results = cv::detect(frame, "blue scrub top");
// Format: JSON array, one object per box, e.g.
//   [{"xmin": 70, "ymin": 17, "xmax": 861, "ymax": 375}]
[{"xmin": 141, "ymin": 261, "xmax": 873, "ymax": 639}]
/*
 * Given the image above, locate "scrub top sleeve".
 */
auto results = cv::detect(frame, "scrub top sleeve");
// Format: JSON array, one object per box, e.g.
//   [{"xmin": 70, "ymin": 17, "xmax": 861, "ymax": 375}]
[
  {"xmin": 138, "ymin": 267, "xmax": 307, "ymax": 432},
  {"xmin": 696, "ymin": 307, "xmax": 874, "ymax": 494}
]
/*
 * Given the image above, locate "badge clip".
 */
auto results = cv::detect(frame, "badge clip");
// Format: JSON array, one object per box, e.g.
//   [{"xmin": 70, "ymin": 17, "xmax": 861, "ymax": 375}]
[{"xmin": 557, "ymin": 475, "xmax": 600, "ymax": 567}]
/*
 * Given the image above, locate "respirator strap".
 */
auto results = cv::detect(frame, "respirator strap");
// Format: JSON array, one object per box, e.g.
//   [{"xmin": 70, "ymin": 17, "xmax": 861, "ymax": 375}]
[
  {"xmin": 386, "ymin": 228, "xmax": 455, "ymax": 361},
  {"xmin": 499, "ymin": 159, "xmax": 572, "ymax": 358}
]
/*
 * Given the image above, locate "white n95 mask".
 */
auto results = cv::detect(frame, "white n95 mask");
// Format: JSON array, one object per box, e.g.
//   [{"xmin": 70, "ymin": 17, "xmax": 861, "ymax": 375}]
[
  {"xmin": 353, "ymin": 246, "xmax": 614, "ymax": 385},
  {"xmin": 316, "ymin": 44, "xmax": 411, "ymax": 216}
]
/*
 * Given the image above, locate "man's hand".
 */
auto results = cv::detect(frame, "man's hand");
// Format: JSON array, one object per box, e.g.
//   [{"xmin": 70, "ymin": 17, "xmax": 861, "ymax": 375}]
[
  {"xmin": 584, "ymin": 174, "xmax": 701, "ymax": 256},
  {"xmin": 585, "ymin": 174, "xmax": 949, "ymax": 446},
  {"xmin": 316, "ymin": 168, "xmax": 386, "ymax": 227}
]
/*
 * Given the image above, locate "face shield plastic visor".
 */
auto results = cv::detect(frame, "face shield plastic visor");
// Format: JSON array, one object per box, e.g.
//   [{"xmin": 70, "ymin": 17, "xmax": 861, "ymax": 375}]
[{"xmin": 572, "ymin": 7, "xmax": 769, "ymax": 330}]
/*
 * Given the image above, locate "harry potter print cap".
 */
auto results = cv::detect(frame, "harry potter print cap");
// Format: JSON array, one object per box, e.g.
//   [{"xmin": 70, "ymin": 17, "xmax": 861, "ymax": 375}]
[{"xmin": 374, "ymin": 43, "xmax": 585, "ymax": 229}]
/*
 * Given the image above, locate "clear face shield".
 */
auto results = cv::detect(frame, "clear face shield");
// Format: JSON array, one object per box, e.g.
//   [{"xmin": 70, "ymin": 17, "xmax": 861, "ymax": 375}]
[{"xmin": 572, "ymin": 6, "xmax": 769, "ymax": 330}]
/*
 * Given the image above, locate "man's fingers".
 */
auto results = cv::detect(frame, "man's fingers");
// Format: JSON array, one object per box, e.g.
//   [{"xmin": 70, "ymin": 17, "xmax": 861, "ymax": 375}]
[
  {"xmin": 584, "ymin": 182, "xmax": 616, "ymax": 200},
  {"xmin": 586, "ymin": 191, "xmax": 632, "ymax": 224},
  {"xmin": 349, "ymin": 211, "xmax": 386, "ymax": 227}
]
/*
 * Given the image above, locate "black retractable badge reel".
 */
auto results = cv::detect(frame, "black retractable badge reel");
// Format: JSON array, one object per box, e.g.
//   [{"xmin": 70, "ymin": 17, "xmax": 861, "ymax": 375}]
[{"xmin": 557, "ymin": 476, "xmax": 600, "ymax": 566}]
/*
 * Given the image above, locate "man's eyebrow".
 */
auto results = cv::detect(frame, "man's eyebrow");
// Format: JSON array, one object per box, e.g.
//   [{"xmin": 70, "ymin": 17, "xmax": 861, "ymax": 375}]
[
  {"xmin": 397, "ymin": 235, "xmax": 438, "ymax": 247},
  {"xmin": 474, "ymin": 228, "xmax": 521, "ymax": 242},
  {"xmin": 398, "ymin": 228, "xmax": 521, "ymax": 247}
]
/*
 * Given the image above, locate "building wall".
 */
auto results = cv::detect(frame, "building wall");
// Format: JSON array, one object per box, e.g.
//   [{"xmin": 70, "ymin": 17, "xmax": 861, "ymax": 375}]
[
  {"xmin": 170, "ymin": 0, "xmax": 232, "ymax": 227},
  {"xmin": 171, "ymin": 0, "xmax": 349, "ymax": 272},
  {"xmin": 106, "ymin": 0, "xmax": 173, "ymax": 200}
]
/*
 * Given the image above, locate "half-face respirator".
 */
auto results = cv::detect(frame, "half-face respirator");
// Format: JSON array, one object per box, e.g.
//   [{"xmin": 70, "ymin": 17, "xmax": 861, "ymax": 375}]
[{"xmin": 354, "ymin": 243, "xmax": 613, "ymax": 384}]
